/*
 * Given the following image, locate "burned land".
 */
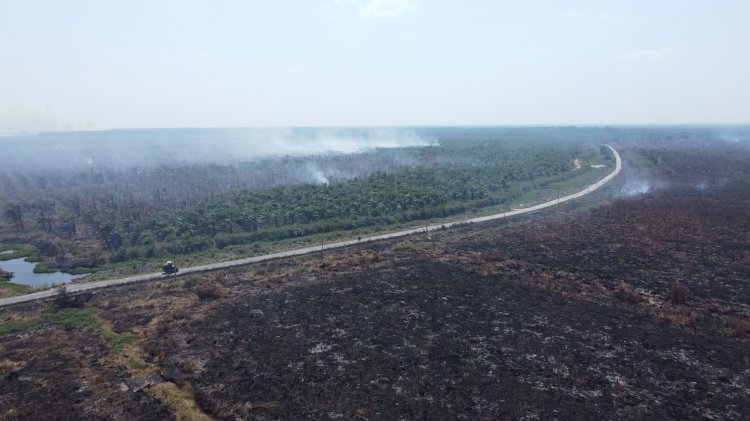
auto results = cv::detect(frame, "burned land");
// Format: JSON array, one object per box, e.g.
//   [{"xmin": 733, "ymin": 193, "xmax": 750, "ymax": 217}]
[{"xmin": 1, "ymin": 140, "xmax": 750, "ymax": 419}]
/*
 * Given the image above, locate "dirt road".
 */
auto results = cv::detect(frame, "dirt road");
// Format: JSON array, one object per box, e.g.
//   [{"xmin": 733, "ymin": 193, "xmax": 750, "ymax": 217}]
[{"xmin": 0, "ymin": 146, "xmax": 621, "ymax": 307}]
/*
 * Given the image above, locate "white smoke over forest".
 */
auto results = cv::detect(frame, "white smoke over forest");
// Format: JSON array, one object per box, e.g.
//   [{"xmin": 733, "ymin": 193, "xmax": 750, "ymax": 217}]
[{"xmin": 0, "ymin": 127, "xmax": 437, "ymax": 172}]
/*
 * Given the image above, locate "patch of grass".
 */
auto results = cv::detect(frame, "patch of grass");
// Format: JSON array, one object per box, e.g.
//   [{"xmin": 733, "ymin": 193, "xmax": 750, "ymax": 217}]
[
  {"xmin": 395, "ymin": 242, "xmax": 418, "ymax": 251},
  {"xmin": 127, "ymin": 356, "xmax": 152, "ymax": 371},
  {"xmin": 101, "ymin": 329, "xmax": 140, "ymax": 354},
  {"xmin": 0, "ymin": 243, "xmax": 35, "ymax": 262},
  {"xmin": 82, "ymin": 272, "xmax": 114, "ymax": 282},
  {"xmin": 32, "ymin": 261, "xmax": 51, "ymax": 273},
  {"xmin": 0, "ymin": 317, "xmax": 43, "ymax": 336},
  {"xmin": 0, "ymin": 307, "xmax": 97, "ymax": 336},
  {"xmin": 153, "ymin": 382, "xmax": 213, "ymax": 421},
  {"xmin": 49, "ymin": 307, "xmax": 99, "ymax": 329},
  {"xmin": 66, "ymin": 267, "xmax": 95, "ymax": 275},
  {"xmin": 0, "ymin": 281, "xmax": 35, "ymax": 298},
  {"xmin": 0, "ymin": 307, "xmax": 140, "ymax": 354}
]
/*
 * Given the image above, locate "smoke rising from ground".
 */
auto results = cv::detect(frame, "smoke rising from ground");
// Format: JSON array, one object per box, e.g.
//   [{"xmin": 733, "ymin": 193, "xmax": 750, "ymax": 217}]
[
  {"xmin": 618, "ymin": 160, "xmax": 669, "ymax": 198},
  {"xmin": 305, "ymin": 163, "xmax": 332, "ymax": 185},
  {"xmin": 620, "ymin": 178, "xmax": 652, "ymax": 197},
  {"xmin": 0, "ymin": 127, "xmax": 437, "ymax": 172}
]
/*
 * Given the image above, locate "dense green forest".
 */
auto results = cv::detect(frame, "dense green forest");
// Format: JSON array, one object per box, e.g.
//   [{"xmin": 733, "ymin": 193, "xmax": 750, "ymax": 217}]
[{"xmin": 97, "ymin": 138, "xmax": 602, "ymax": 260}]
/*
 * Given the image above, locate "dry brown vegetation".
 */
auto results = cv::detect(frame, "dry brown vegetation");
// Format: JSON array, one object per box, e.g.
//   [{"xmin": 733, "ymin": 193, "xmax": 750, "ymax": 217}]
[{"xmin": 1, "ymin": 143, "xmax": 750, "ymax": 419}]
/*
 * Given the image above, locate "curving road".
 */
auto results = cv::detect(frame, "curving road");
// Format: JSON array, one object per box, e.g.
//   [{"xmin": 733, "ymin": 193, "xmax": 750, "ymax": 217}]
[{"xmin": 0, "ymin": 146, "xmax": 621, "ymax": 307}]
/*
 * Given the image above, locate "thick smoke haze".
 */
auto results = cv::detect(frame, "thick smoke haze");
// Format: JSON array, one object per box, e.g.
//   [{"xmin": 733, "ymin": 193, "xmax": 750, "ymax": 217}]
[{"xmin": 1, "ymin": 127, "xmax": 436, "ymax": 172}]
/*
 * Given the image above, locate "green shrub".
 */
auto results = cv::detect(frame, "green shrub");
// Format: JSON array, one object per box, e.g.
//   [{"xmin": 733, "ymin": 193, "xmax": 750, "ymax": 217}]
[
  {"xmin": 101, "ymin": 329, "xmax": 139, "ymax": 353},
  {"xmin": 48, "ymin": 307, "xmax": 99, "ymax": 329}
]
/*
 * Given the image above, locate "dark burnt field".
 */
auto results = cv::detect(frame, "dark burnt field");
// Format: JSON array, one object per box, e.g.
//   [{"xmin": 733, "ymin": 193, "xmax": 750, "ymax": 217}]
[
  {"xmin": 146, "ymin": 261, "xmax": 748, "ymax": 420},
  {"xmin": 2, "ymin": 143, "xmax": 750, "ymax": 420}
]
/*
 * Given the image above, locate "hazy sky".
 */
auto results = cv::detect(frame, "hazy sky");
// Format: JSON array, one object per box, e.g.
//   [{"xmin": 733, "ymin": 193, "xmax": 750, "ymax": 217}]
[{"xmin": 1, "ymin": 0, "xmax": 749, "ymax": 132}]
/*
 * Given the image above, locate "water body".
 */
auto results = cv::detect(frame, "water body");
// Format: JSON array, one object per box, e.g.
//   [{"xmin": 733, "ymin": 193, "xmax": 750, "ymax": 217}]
[
  {"xmin": 0, "ymin": 258, "xmax": 88, "ymax": 288},
  {"xmin": 0, "ymin": 250, "xmax": 15, "ymax": 255}
]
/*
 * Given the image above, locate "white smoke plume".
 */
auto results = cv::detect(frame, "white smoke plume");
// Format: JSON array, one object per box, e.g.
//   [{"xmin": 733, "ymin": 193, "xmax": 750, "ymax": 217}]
[{"xmin": 0, "ymin": 127, "xmax": 438, "ymax": 172}]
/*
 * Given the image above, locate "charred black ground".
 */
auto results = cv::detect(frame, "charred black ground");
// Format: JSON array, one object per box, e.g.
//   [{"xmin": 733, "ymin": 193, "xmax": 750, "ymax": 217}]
[{"xmin": 147, "ymin": 261, "xmax": 748, "ymax": 420}]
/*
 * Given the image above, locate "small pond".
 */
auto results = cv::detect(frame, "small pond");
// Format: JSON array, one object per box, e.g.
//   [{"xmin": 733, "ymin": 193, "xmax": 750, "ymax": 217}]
[{"xmin": 0, "ymin": 257, "xmax": 88, "ymax": 288}]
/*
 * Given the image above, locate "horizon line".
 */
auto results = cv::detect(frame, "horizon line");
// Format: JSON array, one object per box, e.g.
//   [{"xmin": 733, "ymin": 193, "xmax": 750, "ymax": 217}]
[{"xmin": 2, "ymin": 122, "xmax": 748, "ymax": 136}]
